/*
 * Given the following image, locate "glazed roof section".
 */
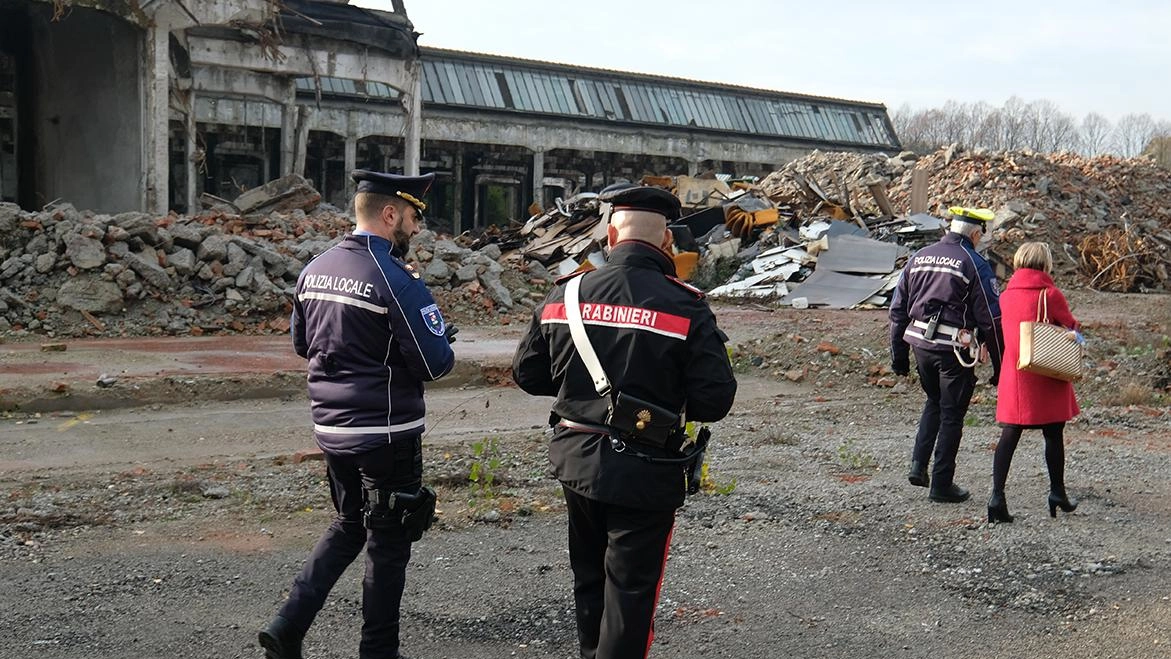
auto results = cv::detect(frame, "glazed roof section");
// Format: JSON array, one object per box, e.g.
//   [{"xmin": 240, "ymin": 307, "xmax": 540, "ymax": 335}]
[{"xmin": 419, "ymin": 48, "xmax": 899, "ymax": 149}]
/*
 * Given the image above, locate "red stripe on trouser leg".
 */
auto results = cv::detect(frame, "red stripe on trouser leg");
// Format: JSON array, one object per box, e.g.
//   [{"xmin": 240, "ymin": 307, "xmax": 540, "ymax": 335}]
[{"xmin": 643, "ymin": 524, "xmax": 674, "ymax": 658}]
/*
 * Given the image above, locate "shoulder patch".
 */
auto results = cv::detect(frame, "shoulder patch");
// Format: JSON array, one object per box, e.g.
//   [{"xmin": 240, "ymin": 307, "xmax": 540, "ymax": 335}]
[
  {"xmin": 666, "ymin": 275, "xmax": 705, "ymax": 298},
  {"xmin": 420, "ymin": 304, "xmax": 446, "ymax": 336},
  {"xmin": 401, "ymin": 261, "xmax": 421, "ymax": 279}
]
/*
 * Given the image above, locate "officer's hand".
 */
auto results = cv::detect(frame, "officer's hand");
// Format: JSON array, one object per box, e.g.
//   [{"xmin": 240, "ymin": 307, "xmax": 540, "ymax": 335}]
[
  {"xmin": 892, "ymin": 358, "xmax": 910, "ymax": 377},
  {"xmin": 444, "ymin": 324, "xmax": 459, "ymax": 344},
  {"xmin": 990, "ymin": 371, "xmax": 1000, "ymax": 387},
  {"xmin": 978, "ymin": 344, "xmax": 989, "ymax": 364}
]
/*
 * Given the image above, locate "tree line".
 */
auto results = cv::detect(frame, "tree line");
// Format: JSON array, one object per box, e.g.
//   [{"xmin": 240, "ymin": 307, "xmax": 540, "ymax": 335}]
[{"xmin": 890, "ymin": 97, "xmax": 1171, "ymax": 164}]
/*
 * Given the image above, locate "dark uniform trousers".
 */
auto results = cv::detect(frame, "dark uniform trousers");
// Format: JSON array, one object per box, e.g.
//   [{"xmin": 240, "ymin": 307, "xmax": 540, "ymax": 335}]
[
  {"xmin": 911, "ymin": 347, "xmax": 976, "ymax": 488},
  {"xmin": 563, "ymin": 487, "xmax": 676, "ymax": 659},
  {"xmin": 278, "ymin": 436, "xmax": 422, "ymax": 659}
]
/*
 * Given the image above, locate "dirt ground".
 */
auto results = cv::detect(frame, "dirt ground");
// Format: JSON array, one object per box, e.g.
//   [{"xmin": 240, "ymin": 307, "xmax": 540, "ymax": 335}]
[{"xmin": 1, "ymin": 291, "xmax": 1169, "ymax": 659}]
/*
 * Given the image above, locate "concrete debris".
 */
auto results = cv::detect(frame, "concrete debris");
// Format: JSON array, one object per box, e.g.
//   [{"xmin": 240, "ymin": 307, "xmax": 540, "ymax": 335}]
[
  {"xmin": 2, "ymin": 143, "xmax": 1169, "ymax": 340},
  {"xmin": 0, "ymin": 174, "xmax": 548, "ymax": 337},
  {"xmin": 231, "ymin": 174, "xmax": 322, "ymax": 216},
  {"xmin": 693, "ymin": 145, "xmax": 1171, "ymax": 306}
]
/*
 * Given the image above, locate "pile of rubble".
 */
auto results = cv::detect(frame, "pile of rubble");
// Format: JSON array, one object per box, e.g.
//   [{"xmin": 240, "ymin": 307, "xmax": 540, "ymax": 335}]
[
  {"xmin": 3, "ymin": 145, "xmax": 1169, "ymax": 340},
  {"xmin": 732, "ymin": 145, "xmax": 1171, "ymax": 300},
  {"xmin": 0, "ymin": 176, "xmax": 543, "ymax": 339}
]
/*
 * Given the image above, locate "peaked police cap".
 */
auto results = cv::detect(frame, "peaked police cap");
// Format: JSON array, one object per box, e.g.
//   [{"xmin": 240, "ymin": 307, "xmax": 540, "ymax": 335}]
[
  {"xmin": 351, "ymin": 170, "xmax": 435, "ymax": 211},
  {"xmin": 598, "ymin": 184, "xmax": 682, "ymax": 221}
]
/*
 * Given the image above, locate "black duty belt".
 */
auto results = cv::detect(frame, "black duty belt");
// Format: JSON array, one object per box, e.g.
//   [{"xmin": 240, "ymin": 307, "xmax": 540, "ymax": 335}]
[{"xmin": 556, "ymin": 419, "xmax": 706, "ymax": 465}]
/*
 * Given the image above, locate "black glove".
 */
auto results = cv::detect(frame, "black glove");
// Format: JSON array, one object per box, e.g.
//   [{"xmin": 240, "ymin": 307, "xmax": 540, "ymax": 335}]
[
  {"xmin": 892, "ymin": 356, "xmax": 909, "ymax": 377},
  {"xmin": 444, "ymin": 324, "xmax": 459, "ymax": 344},
  {"xmin": 990, "ymin": 371, "xmax": 1000, "ymax": 387}
]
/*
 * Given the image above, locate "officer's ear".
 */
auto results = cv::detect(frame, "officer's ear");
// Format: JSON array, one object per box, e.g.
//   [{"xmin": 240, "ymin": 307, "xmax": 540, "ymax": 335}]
[
  {"xmin": 660, "ymin": 227, "xmax": 673, "ymax": 251},
  {"xmin": 606, "ymin": 223, "xmax": 619, "ymax": 248},
  {"xmin": 380, "ymin": 200, "xmax": 399, "ymax": 228}
]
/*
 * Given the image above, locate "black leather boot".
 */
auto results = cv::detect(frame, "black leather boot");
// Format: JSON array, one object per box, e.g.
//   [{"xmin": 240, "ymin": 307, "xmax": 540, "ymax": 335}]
[
  {"xmin": 907, "ymin": 460, "xmax": 929, "ymax": 487},
  {"xmin": 1048, "ymin": 489, "xmax": 1078, "ymax": 517},
  {"xmin": 259, "ymin": 616, "xmax": 304, "ymax": 659},
  {"xmin": 987, "ymin": 490, "xmax": 1014, "ymax": 523},
  {"xmin": 928, "ymin": 482, "xmax": 970, "ymax": 503}
]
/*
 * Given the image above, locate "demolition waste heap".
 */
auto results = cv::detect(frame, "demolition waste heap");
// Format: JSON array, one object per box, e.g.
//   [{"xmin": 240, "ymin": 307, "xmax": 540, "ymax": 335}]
[{"xmin": 0, "ymin": 145, "xmax": 1169, "ymax": 340}]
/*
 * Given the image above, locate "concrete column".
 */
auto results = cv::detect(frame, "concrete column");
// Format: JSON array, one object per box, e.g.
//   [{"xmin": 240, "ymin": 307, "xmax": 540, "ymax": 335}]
[
  {"xmin": 403, "ymin": 61, "xmax": 422, "ymax": 176},
  {"xmin": 280, "ymin": 80, "xmax": 297, "ymax": 176},
  {"xmin": 344, "ymin": 135, "xmax": 357, "ymax": 198},
  {"xmin": 144, "ymin": 25, "xmax": 170, "ymax": 214},
  {"xmin": 688, "ymin": 160, "xmax": 699, "ymax": 177},
  {"xmin": 185, "ymin": 90, "xmax": 198, "ymax": 214},
  {"xmin": 453, "ymin": 148, "xmax": 464, "ymax": 233},
  {"xmin": 531, "ymin": 149, "xmax": 545, "ymax": 210},
  {"xmin": 292, "ymin": 107, "xmax": 310, "ymax": 176}
]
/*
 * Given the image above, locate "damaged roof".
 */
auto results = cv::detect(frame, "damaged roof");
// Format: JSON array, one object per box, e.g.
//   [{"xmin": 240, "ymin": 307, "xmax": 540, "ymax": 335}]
[
  {"xmin": 278, "ymin": 0, "xmax": 418, "ymax": 58},
  {"xmin": 418, "ymin": 47, "xmax": 899, "ymax": 150}
]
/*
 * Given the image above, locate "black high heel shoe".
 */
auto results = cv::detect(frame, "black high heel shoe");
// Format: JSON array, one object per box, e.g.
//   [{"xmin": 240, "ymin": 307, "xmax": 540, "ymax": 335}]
[
  {"xmin": 1048, "ymin": 490, "xmax": 1078, "ymax": 517},
  {"xmin": 987, "ymin": 490, "xmax": 1014, "ymax": 524}
]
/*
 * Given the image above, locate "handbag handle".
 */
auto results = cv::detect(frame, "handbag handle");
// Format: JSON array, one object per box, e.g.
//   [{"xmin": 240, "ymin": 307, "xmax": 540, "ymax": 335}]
[{"xmin": 1035, "ymin": 289, "xmax": 1050, "ymax": 324}]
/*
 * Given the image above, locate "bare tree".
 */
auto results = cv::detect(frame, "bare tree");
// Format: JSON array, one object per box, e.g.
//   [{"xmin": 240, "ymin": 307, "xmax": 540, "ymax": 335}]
[
  {"xmin": 1112, "ymin": 113, "xmax": 1158, "ymax": 157},
  {"xmin": 891, "ymin": 99, "xmax": 1169, "ymax": 158},
  {"xmin": 993, "ymin": 96, "xmax": 1030, "ymax": 150},
  {"xmin": 1140, "ymin": 120, "xmax": 1171, "ymax": 167},
  {"xmin": 1079, "ymin": 113, "xmax": 1113, "ymax": 156},
  {"xmin": 1026, "ymin": 99, "xmax": 1078, "ymax": 152}
]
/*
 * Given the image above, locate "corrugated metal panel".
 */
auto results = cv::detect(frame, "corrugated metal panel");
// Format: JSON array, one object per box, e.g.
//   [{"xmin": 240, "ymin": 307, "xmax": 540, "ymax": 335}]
[
  {"xmin": 626, "ymin": 84, "xmax": 650, "ymax": 122},
  {"xmin": 557, "ymin": 78, "xmax": 580, "ymax": 114},
  {"xmin": 414, "ymin": 54, "xmax": 898, "ymax": 147},
  {"xmin": 443, "ymin": 63, "xmax": 465, "ymax": 105},
  {"xmin": 572, "ymin": 80, "xmax": 594, "ymax": 116}
]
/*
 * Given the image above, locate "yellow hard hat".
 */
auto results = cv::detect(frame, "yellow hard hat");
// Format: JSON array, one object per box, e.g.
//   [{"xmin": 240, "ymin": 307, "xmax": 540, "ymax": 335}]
[{"xmin": 948, "ymin": 206, "xmax": 996, "ymax": 223}]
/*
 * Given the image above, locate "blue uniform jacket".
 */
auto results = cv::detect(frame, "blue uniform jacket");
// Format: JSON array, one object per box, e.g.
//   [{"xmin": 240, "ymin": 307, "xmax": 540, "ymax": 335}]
[
  {"xmin": 292, "ymin": 233, "xmax": 455, "ymax": 454},
  {"xmin": 889, "ymin": 232, "xmax": 1004, "ymax": 376}
]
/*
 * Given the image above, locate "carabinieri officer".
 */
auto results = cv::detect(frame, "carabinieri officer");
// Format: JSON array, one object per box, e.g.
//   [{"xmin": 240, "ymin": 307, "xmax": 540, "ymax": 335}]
[{"xmin": 513, "ymin": 183, "xmax": 737, "ymax": 659}]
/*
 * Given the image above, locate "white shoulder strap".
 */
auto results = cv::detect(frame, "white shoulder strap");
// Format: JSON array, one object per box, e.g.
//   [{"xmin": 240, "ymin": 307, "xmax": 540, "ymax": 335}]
[{"xmin": 564, "ymin": 274, "xmax": 611, "ymax": 397}]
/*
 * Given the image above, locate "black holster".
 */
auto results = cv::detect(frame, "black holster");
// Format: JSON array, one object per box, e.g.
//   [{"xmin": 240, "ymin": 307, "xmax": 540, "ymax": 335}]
[
  {"xmin": 363, "ymin": 485, "xmax": 437, "ymax": 542},
  {"xmin": 684, "ymin": 427, "xmax": 711, "ymax": 495}
]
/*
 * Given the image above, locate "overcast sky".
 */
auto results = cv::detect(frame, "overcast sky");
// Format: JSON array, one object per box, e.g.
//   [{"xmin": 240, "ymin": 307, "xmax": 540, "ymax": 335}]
[{"xmin": 352, "ymin": 0, "xmax": 1168, "ymax": 124}]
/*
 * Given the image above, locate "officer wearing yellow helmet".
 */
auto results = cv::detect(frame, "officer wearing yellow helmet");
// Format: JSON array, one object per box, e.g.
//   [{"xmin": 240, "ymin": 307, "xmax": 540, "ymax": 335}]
[{"xmin": 889, "ymin": 205, "xmax": 1005, "ymax": 503}]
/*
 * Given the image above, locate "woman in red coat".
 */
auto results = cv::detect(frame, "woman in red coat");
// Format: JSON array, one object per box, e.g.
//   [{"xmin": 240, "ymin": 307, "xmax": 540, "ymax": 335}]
[{"xmin": 990, "ymin": 242, "xmax": 1081, "ymax": 523}]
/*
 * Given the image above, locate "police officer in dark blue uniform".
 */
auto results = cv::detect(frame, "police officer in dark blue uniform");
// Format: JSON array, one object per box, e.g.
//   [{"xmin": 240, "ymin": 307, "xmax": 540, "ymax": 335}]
[
  {"xmin": 512, "ymin": 184, "xmax": 737, "ymax": 659},
  {"xmin": 890, "ymin": 206, "xmax": 1004, "ymax": 503},
  {"xmin": 259, "ymin": 170, "xmax": 456, "ymax": 659}
]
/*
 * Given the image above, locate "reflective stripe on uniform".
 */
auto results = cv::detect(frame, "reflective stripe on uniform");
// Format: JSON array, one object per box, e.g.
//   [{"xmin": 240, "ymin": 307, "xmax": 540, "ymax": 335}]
[
  {"xmin": 298, "ymin": 291, "xmax": 388, "ymax": 314},
  {"xmin": 908, "ymin": 264, "xmax": 970, "ymax": 283},
  {"xmin": 314, "ymin": 418, "xmax": 425, "ymax": 435}
]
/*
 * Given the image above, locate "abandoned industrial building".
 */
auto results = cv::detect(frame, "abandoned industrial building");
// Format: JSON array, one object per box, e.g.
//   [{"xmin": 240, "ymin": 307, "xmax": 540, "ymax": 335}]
[{"xmin": 0, "ymin": 0, "xmax": 900, "ymax": 231}]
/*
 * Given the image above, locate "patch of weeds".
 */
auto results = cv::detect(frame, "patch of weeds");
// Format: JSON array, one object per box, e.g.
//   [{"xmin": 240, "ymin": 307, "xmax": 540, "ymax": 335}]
[
  {"xmin": 1102, "ymin": 382, "xmax": 1155, "ymax": 406},
  {"xmin": 836, "ymin": 438, "xmax": 877, "ymax": 470},
  {"xmin": 468, "ymin": 437, "xmax": 503, "ymax": 500},
  {"xmin": 963, "ymin": 414, "xmax": 981, "ymax": 427},
  {"xmin": 699, "ymin": 463, "xmax": 737, "ymax": 495}
]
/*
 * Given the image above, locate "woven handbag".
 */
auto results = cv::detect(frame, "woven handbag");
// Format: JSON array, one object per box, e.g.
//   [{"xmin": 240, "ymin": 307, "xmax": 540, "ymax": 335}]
[{"xmin": 1017, "ymin": 290, "xmax": 1084, "ymax": 382}]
